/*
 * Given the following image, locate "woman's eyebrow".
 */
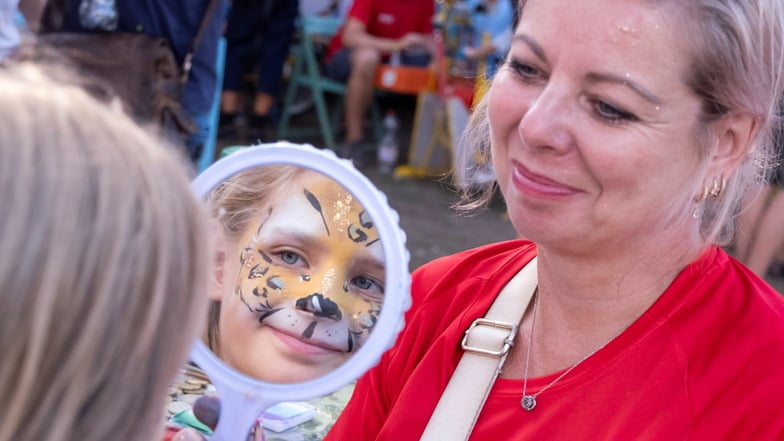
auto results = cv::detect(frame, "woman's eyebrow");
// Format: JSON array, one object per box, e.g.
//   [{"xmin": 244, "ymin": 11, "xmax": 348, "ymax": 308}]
[
  {"xmin": 511, "ymin": 33, "xmax": 662, "ymax": 105},
  {"xmin": 512, "ymin": 33, "xmax": 548, "ymax": 63},
  {"xmin": 585, "ymin": 72, "xmax": 663, "ymax": 104}
]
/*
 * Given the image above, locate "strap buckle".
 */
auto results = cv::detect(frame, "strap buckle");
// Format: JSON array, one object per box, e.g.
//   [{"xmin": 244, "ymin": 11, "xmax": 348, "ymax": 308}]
[{"xmin": 461, "ymin": 318, "xmax": 518, "ymax": 357}]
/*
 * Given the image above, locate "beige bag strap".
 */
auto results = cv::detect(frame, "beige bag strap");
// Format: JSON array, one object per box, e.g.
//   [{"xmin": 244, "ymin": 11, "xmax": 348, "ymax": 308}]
[{"xmin": 420, "ymin": 257, "xmax": 538, "ymax": 441}]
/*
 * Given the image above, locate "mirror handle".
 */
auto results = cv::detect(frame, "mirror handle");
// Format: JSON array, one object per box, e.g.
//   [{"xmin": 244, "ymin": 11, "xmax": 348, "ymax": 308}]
[{"xmin": 209, "ymin": 385, "xmax": 273, "ymax": 441}]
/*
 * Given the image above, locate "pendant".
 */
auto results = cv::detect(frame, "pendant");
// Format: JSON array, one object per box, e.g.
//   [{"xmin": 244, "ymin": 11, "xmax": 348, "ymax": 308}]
[{"xmin": 521, "ymin": 395, "xmax": 537, "ymax": 411}]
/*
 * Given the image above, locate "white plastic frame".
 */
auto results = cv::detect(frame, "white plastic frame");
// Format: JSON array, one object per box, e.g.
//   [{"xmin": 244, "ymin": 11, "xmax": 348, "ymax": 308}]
[{"xmin": 189, "ymin": 142, "xmax": 411, "ymax": 440}]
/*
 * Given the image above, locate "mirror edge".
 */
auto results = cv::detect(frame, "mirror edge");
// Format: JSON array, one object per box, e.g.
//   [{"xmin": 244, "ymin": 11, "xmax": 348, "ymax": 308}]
[{"xmin": 189, "ymin": 142, "xmax": 412, "ymax": 405}]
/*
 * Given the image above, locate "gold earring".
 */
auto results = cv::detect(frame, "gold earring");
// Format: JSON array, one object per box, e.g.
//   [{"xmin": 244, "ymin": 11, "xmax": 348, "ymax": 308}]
[
  {"xmin": 694, "ymin": 183, "xmax": 711, "ymax": 203},
  {"xmin": 694, "ymin": 175, "xmax": 727, "ymax": 203},
  {"xmin": 709, "ymin": 175, "xmax": 727, "ymax": 198}
]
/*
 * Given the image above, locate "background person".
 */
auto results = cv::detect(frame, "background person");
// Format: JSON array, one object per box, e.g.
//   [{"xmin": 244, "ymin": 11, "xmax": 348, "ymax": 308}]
[
  {"xmin": 0, "ymin": 62, "xmax": 212, "ymax": 441},
  {"xmin": 459, "ymin": 0, "xmax": 514, "ymax": 78},
  {"xmin": 218, "ymin": 0, "xmax": 298, "ymax": 142},
  {"xmin": 40, "ymin": 0, "xmax": 229, "ymax": 164},
  {"xmin": 325, "ymin": 0, "xmax": 435, "ymax": 164},
  {"xmin": 326, "ymin": 0, "xmax": 784, "ymax": 439}
]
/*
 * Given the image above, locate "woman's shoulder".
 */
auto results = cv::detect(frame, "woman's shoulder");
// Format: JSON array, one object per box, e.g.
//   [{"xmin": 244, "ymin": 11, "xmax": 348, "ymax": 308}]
[
  {"xmin": 707, "ymin": 247, "xmax": 784, "ymax": 316},
  {"xmin": 408, "ymin": 239, "xmax": 536, "ymax": 313},
  {"xmin": 666, "ymin": 246, "xmax": 784, "ymax": 363},
  {"xmin": 384, "ymin": 240, "xmax": 537, "ymax": 380},
  {"xmin": 664, "ymin": 248, "xmax": 784, "ymax": 434},
  {"xmin": 413, "ymin": 239, "xmax": 536, "ymax": 285},
  {"xmin": 672, "ymin": 246, "xmax": 784, "ymax": 325}
]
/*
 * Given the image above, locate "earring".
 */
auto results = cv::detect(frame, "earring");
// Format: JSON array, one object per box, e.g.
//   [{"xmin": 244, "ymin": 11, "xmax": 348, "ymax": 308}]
[
  {"xmin": 694, "ymin": 175, "xmax": 727, "ymax": 203},
  {"xmin": 709, "ymin": 175, "xmax": 727, "ymax": 198},
  {"xmin": 694, "ymin": 182, "xmax": 711, "ymax": 203}
]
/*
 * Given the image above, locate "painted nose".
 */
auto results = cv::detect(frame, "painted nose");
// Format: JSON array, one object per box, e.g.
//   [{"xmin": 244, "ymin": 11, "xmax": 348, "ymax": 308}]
[{"xmin": 295, "ymin": 293, "xmax": 343, "ymax": 321}]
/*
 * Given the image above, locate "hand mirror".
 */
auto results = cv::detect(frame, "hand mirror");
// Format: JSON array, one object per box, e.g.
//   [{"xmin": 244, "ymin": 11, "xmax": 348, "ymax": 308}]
[{"xmin": 189, "ymin": 142, "xmax": 411, "ymax": 440}]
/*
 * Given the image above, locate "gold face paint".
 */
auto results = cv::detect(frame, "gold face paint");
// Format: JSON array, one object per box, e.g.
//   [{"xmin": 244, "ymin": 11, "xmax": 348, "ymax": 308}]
[
  {"xmin": 233, "ymin": 173, "xmax": 384, "ymax": 356},
  {"xmin": 331, "ymin": 191, "xmax": 354, "ymax": 233}
]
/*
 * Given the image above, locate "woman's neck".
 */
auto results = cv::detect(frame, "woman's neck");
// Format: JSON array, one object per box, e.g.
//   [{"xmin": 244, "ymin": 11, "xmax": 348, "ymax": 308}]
[{"xmin": 525, "ymin": 231, "xmax": 707, "ymax": 373}]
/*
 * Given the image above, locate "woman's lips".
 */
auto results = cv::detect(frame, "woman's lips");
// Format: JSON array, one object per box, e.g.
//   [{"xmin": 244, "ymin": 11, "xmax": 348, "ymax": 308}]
[
  {"xmin": 269, "ymin": 327, "xmax": 343, "ymax": 355},
  {"xmin": 511, "ymin": 161, "xmax": 580, "ymax": 197}
]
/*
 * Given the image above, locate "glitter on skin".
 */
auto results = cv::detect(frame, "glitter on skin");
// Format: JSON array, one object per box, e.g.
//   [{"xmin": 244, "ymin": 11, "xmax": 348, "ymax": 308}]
[
  {"xmin": 331, "ymin": 192, "xmax": 354, "ymax": 233},
  {"xmin": 321, "ymin": 267, "xmax": 336, "ymax": 299}
]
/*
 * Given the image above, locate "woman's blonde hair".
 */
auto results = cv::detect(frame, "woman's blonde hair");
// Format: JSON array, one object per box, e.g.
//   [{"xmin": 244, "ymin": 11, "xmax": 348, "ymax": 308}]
[
  {"xmin": 0, "ymin": 63, "xmax": 212, "ymax": 441},
  {"xmin": 457, "ymin": 0, "xmax": 784, "ymax": 245}
]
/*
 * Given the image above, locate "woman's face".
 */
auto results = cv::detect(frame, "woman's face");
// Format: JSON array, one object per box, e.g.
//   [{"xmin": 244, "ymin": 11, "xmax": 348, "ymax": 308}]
[
  {"xmin": 214, "ymin": 172, "xmax": 385, "ymax": 383},
  {"xmin": 490, "ymin": 0, "xmax": 707, "ymax": 256}
]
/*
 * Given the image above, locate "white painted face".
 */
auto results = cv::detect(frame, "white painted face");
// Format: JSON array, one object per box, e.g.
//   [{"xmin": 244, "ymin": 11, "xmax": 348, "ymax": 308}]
[{"xmin": 215, "ymin": 171, "xmax": 385, "ymax": 383}]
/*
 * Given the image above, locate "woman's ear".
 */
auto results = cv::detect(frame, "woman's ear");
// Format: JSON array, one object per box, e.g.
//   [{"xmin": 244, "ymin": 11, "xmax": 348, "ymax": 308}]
[
  {"xmin": 210, "ymin": 221, "xmax": 228, "ymax": 302},
  {"xmin": 708, "ymin": 111, "xmax": 760, "ymax": 175}
]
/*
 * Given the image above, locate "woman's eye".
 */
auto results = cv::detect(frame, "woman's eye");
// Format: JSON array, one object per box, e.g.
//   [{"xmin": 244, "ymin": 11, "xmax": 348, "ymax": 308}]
[
  {"xmin": 594, "ymin": 100, "xmax": 637, "ymax": 123},
  {"xmin": 351, "ymin": 275, "xmax": 384, "ymax": 300},
  {"xmin": 507, "ymin": 59, "xmax": 542, "ymax": 81}
]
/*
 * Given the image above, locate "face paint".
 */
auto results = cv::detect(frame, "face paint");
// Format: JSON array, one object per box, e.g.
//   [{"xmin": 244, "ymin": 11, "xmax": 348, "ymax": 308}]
[{"xmin": 232, "ymin": 173, "xmax": 384, "ymax": 357}]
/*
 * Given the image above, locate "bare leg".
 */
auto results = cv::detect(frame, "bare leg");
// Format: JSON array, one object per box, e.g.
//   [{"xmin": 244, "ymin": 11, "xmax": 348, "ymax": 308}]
[
  {"xmin": 745, "ymin": 189, "xmax": 784, "ymax": 276},
  {"xmin": 221, "ymin": 90, "xmax": 242, "ymax": 114},
  {"xmin": 345, "ymin": 47, "xmax": 381, "ymax": 143},
  {"xmin": 253, "ymin": 92, "xmax": 275, "ymax": 117}
]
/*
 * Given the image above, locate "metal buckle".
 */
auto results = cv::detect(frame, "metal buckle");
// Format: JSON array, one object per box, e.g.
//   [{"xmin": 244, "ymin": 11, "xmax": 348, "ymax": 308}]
[{"xmin": 461, "ymin": 318, "xmax": 518, "ymax": 357}]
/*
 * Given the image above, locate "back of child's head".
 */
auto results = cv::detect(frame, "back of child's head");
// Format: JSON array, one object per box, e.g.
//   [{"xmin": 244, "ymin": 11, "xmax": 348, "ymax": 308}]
[{"xmin": 0, "ymin": 62, "xmax": 212, "ymax": 441}]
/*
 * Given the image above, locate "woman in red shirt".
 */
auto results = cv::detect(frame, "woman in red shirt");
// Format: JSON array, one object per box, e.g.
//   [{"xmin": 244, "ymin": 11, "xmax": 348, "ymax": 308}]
[{"xmin": 327, "ymin": 0, "xmax": 784, "ymax": 439}]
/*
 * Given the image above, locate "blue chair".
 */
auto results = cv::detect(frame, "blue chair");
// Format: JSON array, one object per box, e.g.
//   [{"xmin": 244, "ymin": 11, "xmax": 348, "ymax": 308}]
[{"xmin": 198, "ymin": 36, "xmax": 227, "ymax": 172}]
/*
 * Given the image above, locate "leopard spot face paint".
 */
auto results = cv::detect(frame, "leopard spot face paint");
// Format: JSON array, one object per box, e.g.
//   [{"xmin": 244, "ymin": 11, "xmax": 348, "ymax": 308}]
[{"xmin": 216, "ymin": 170, "xmax": 386, "ymax": 383}]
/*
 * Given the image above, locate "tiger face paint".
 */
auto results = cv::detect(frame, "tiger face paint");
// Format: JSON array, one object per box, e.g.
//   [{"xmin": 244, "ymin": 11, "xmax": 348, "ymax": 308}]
[{"xmin": 215, "ymin": 172, "xmax": 384, "ymax": 383}]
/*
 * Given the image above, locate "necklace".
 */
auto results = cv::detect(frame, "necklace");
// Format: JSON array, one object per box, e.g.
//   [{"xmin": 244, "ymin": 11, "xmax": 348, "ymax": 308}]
[{"xmin": 520, "ymin": 292, "xmax": 611, "ymax": 412}]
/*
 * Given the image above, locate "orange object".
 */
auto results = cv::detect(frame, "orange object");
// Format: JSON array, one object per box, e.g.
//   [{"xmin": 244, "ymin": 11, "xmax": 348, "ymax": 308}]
[{"xmin": 374, "ymin": 65, "xmax": 436, "ymax": 95}]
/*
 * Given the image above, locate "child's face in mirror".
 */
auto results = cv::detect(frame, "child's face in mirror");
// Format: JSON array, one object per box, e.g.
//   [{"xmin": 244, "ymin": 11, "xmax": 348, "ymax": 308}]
[{"xmin": 215, "ymin": 172, "xmax": 385, "ymax": 383}]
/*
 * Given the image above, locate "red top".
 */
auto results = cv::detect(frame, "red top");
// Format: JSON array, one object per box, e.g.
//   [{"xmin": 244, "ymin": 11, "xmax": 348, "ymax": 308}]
[
  {"xmin": 327, "ymin": 0, "xmax": 434, "ymax": 58},
  {"xmin": 326, "ymin": 241, "xmax": 784, "ymax": 440}
]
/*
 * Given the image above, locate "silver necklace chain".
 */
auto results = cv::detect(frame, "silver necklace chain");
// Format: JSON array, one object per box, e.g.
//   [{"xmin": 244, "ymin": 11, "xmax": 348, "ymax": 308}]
[{"xmin": 520, "ymin": 292, "xmax": 611, "ymax": 412}]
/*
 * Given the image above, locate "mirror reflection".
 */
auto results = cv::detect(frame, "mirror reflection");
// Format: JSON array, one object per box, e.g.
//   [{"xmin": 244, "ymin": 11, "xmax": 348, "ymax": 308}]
[
  {"xmin": 205, "ymin": 165, "xmax": 385, "ymax": 384},
  {"xmin": 166, "ymin": 365, "xmax": 219, "ymax": 438}
]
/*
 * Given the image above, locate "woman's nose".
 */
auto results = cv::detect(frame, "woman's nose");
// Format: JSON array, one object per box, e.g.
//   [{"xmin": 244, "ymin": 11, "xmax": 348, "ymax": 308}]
[{"xmin": 519, "ymin": 84, "xmax": 575, "ymax": 153}]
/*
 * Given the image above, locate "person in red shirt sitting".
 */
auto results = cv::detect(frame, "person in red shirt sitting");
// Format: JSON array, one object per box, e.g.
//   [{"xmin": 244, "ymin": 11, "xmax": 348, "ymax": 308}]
[{"xmin": 325, "ymin": 0, "xmax": 435, "ymax": 165}]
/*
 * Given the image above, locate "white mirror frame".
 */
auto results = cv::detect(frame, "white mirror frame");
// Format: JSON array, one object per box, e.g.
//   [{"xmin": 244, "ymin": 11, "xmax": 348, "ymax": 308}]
[{"xmin": 189, "ymin": 142, "xmax": 411, "ymax": 440}]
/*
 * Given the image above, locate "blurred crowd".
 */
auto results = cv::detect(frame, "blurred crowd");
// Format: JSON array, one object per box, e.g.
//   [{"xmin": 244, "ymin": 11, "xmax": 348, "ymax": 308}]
[{"xmin": 2, "ymin": 0, "xmax": 516, "ymax": 161}]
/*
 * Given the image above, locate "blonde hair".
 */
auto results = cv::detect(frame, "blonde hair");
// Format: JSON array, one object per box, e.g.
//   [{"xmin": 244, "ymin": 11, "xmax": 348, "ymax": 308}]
[
  {"xmin": 0, "ymin": 63, "xmax": 212, "ymax": 441},
  {"xmin": 205, "ymin": 164, "xmax": 304, "ymax": 354},
  {"xmin": 457, "ymin": 0, "xmax": 784, "ymax": 245}
]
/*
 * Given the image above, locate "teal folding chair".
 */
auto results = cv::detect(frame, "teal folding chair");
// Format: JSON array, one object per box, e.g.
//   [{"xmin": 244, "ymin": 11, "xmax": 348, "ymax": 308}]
[{"xmin": 277, "ymin": 15, "xmax": 381, "ymax": 151}]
